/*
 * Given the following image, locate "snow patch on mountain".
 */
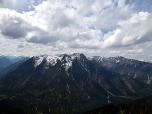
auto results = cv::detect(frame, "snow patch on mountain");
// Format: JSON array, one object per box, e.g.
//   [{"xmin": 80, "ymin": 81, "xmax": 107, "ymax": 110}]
[
  {"xmin": 45, "ymin": 56, "xmax": 62, "ymax": 66},
  {"xmin": 34, "ymin": 56, "xmax": 44, "ymax": 67},
  {"xmin": 33, "ymin": 53, "xmax": 82, "ymax": 70},
  {"xmin": 88, "ymin": 56, "xmax": 126, "ymax": 64},
  {"xmin": 116, "ymin": 60, "xmax": 120, "ymax": 63},
  {"xmin": 63, "ymin": 56, "xmax": 73, "ymax": 70},
  {"xmin": 88, "ymin": 56, "xmax": 104, "ymax": 62}
]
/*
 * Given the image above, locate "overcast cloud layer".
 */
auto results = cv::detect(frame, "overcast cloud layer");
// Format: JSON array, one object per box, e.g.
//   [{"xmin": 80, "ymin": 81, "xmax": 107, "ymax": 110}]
[{"xmin": 0, "ymin": 0, "xmax": 152, "ymax": 61}]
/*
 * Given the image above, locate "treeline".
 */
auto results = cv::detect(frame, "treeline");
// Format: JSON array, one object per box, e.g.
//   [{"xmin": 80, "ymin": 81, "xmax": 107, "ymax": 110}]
[{"xmin": 84, "ymin": 102, "xmax": 152, "ymax": 114}]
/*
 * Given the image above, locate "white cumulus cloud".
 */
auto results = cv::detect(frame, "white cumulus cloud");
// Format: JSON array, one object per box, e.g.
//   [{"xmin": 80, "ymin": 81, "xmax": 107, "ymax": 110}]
[{"xmin": 0, "ymin": 0, "xmax": 152, "ymax": 61}]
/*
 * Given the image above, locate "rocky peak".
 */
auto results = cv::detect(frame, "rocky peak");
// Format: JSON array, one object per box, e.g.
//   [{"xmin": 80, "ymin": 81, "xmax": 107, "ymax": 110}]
[{"xmin": 33, "ymin": 53, "xmax": 86, "ymax": 71}]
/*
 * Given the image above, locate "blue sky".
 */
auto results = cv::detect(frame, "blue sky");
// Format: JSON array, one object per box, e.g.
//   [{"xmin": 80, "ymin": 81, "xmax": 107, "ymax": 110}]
[{"xmin": 0, "ymin": 0, "xmax": 152, "ymax": 61}]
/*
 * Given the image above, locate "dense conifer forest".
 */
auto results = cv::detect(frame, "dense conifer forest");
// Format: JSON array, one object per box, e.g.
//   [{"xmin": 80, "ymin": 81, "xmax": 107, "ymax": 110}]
[{"xmin": 84, "ymin": 102, "xmax": 152, "ymax": 114}]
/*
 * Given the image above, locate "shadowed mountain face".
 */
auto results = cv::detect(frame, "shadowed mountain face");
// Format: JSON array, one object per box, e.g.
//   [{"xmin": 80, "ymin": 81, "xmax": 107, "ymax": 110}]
[
  {"xmin": 0, "ymin": 53, "xmax": 152, "ymax": 114},
  {"xmin": 0, "ymin": 57, "xmax": 12, "ymax": 72},
  {"xmin": 88, "ymin": 56, "xmax": 152, "ymax": 85},
  {"xmin": 84, "ymin": 102, "xmax": 152, "ymax": 114},
  {"xmin": 0, "ymin": 104, "xmax": 27, "ymax": 114}
]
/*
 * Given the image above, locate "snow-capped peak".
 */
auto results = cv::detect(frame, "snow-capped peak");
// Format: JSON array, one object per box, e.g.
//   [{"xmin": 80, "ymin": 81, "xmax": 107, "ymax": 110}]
[
  {"xmin": 33, "ymin": 53, "xmax": 83, "ymax": 70},
  {"xmin": 45, "ymin": 55, "xmax": 63, "ymax": 66}
]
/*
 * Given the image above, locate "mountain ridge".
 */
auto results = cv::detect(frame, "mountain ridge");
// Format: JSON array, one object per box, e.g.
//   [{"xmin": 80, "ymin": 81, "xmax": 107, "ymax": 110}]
[
  {"xmin": 88, "ymin": 56, "xmax": 152, "ymax": 85},
  {"xmin": 0, "ymin": 53, "xmax": 152, "ymax": 113}
]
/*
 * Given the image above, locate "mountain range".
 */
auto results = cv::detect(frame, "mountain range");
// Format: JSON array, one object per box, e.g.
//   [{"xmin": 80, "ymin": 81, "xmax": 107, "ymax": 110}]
[
  {"xmin": 0, "ymin": 57, "xmax": 12, "ymax": 72},
  {"xmin": 0, "ymin": 55, "xmax": 28, "ymax": 72},
  {"xmin": 0, "ymin": 54, "xmax": 28, "ymax": 61},
  {"xmin": 0, "ymin": 58, "xmax": 29, "ymax": 77},
  {"xmin": 11, "ymin": 56, "xmax": 28, "ymax": 63},
  {"xmin": 88, "ymin": 56, "xmax": 152, "ymax": 85},
  {"xmin": 0, "ymin": 53, "xmax": 152, "ymax": 113}
]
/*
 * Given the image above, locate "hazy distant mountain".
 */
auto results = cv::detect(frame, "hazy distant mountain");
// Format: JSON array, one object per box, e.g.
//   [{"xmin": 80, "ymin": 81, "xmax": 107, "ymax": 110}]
[
  {"xmin": 0, "ymin": 54, "xmax": 18, "ymax": 60},
  {"xmin": 11, "ymin": 56, "xmax": 28, "ymax": 63},
  {"xmin": 148, "ymin": 60, "xmax": 152, "ymax": 64},
  {"xmin": 88, "ymin": 56, "xmax": 152, "ymax": 85},
  {"xmin": 0, "ymin": 54, "xmax": 28, "ymax": 63},
  {"xmin": 0, "ymin": 53, "xmax": 152, "ymax": 114},
  {"xmin": 138, "ymin": 59, "xmax": 152, "ymax": 64},
  {"xmin": 0, "ymin": 57, "xmax": 12, "ymax": 72},
  {"xmin": 0, "ymin": 58, "xmax": 29, "ymax": 77}
]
